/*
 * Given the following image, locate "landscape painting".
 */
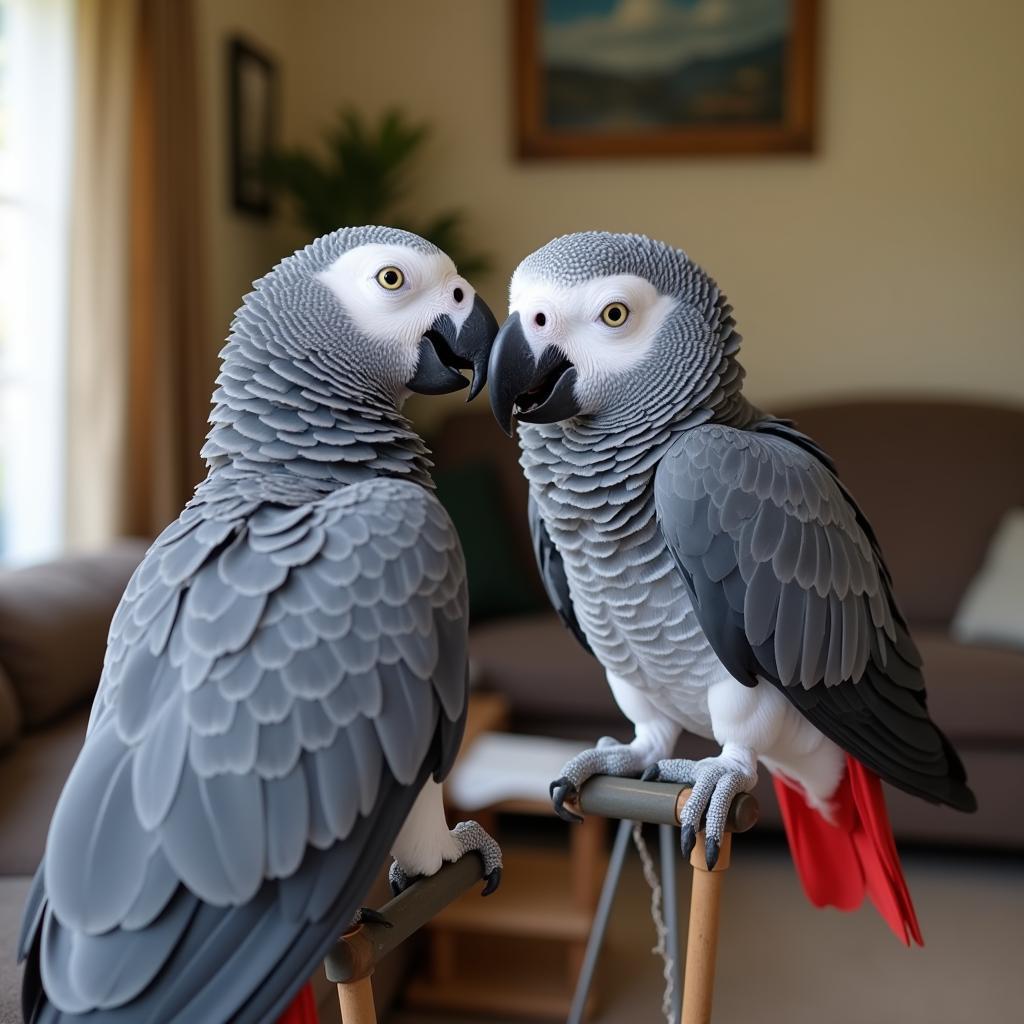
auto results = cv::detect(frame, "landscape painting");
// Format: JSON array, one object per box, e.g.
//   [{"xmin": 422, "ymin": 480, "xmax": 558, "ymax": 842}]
[{"xmin": 515, "ymin": 0, "xmax": 817, "ymax": 157}]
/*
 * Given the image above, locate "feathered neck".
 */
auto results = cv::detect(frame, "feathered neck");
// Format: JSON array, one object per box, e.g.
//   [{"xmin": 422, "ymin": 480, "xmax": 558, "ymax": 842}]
[
  {"xmin": 518, "ymin": 342, "xmax": 761, "ymax": 489},
  {"xmin": 197, "ymin": 311, "xmax": 432, "ymax": 505}
]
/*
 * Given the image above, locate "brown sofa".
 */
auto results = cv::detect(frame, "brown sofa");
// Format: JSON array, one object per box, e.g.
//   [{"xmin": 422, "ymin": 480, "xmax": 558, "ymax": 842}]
[
  {"xmin": 432, "ymin": 397, "xmax": 1024, "ymax": 850},
  {"xmin": 0, "ymin": 542, "xmax": 150, "ymax": 1024}
]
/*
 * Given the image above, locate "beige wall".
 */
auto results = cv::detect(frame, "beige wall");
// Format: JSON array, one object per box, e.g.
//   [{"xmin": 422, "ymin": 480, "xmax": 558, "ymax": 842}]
[
  {"xmin": 195, "ymin": 0, "xmax": 304, "ymax": 356},
  {"xmin": 200, "ymin": 0, "xmax": 1024, "ymax": 411}
]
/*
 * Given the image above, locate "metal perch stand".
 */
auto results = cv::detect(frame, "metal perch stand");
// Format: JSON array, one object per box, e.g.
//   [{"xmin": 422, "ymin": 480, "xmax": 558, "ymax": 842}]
[
  {"xmin": 569, "ymin": 775, "xmax": 759, "ymax": 1024},
  {"xmin": 324, "ymin": 853, "xmax": 485, "ymax": 1023}
]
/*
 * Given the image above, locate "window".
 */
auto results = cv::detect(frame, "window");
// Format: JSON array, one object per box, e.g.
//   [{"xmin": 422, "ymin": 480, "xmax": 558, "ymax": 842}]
[{"xmin": 0, "ymin": 0, "xmax": 73, "ymax": 564}]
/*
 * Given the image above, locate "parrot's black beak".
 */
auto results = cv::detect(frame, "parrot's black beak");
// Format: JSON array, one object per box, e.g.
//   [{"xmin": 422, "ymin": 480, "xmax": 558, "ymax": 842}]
[
  {"xmin": 407, "ymin": 294, "xmax": 499, "ymax": 401},
  {"xmin": 487, "ymin": 312, "xmax": 580, "ymax": 437}
]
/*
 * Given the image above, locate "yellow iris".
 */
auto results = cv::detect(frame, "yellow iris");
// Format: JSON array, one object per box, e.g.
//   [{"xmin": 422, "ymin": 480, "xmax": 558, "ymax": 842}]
[{"xmin": 376, "ymin": 266, "xmax": 404, "ymax": 290}]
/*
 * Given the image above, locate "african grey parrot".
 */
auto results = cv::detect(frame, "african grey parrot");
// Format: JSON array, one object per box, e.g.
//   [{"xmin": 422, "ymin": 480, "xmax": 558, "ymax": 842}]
[
  {"xmin": 486, "ymin": 231, "xmax": 975, "ymax": 944},
  {"xmin": 18, "ymin": 226, "xmax": 502, "ymax": 1023}
]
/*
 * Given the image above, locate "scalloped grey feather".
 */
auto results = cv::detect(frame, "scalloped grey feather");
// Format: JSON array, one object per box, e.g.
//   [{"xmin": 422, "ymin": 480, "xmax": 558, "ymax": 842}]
[{"xmin": 21, "ymin": 226, "xmax": 471, "ymax": 1024}]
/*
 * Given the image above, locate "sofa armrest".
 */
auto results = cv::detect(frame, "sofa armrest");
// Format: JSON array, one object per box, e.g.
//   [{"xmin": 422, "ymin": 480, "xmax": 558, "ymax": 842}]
[{"xmin": 0, "ymin": 539, "xmax": 149, "ymax": 729}]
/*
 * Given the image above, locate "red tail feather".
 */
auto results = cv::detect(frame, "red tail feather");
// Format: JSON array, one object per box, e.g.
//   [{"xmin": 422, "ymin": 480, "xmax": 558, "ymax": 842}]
[
  {"xmin": 277, "ymin": 982, "xmax": 318, "ymax": 1024},
  {"xmin": 773, "ymin": 756, "xmax": 923, "ymax": 946}
]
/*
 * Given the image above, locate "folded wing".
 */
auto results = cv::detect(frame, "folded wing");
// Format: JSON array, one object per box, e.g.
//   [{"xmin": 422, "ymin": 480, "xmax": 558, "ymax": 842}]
[
  {"xmin": 22, "ymin": 477, "xmax": 468, "ymax": 1023},
  {"xmin": 654, "ymin": 421, "xmax": 974, "ymax": 811}
]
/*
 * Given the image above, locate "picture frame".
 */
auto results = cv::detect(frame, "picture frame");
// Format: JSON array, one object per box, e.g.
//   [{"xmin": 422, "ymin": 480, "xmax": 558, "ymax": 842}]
[
  {"xmin": 514, "ymin": 0, "xmax": 819, "ymax": 159},
  {"xmin": 228, "ymin": 36, "xmax": 278, "ymax": 216}
]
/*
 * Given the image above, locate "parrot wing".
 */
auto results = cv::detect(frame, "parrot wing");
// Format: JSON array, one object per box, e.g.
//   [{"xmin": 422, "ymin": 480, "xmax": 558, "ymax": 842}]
[
  {"xmin": 528, "ymin": 492, "xmax": 594, "ymax": 655},
  {"xmin": 21, "ymin": 477, "xmax": 468, "ymax": 1024},
  {"xmin": 653, "ymin": 420, "xmax": 974, "ymax": 811}
]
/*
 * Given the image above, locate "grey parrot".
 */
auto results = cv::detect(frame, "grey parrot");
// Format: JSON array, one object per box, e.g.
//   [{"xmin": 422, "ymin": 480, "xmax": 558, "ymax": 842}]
[
  {"xmin": 18, "ymin": 226, "xmax": 501, "ymax": 1023},
  {"xmin": 486, "ymin": 231, "xmax": 975, "ymax": 945}
]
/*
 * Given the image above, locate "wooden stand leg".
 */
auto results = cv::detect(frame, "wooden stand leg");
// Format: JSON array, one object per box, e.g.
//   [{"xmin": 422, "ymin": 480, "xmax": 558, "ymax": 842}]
[
  {"xmin": 681, "ymin": 832, "xmax": 731, "ymax": 1024},
  {"xmin": 337, "ymin": 975, "xmax": 376, "ymax": 1024}
]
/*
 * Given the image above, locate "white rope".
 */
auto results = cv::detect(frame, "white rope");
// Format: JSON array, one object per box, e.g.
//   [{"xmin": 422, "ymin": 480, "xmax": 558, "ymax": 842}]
[{"xmin": 631, "ymin": 823, "xmax": 675, "ymax": 1024}]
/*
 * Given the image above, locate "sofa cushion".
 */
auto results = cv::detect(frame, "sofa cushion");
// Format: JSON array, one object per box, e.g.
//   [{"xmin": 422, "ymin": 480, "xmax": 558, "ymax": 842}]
[
  {"xmin": 0, "ymin": 540, "xmax": 148, "ymax": 729},
  {"xmin": 0, "ymin": 665, "xmax": 20, "ymax": 753},
  {"xmin": 0, "ymin": 706, "xmax": 90, "ymax": 874},
  {"xmin": 471, "ymin": 614, "xmax": 1023, "ymax": 744},
  {"xmin": 913, "ymin": 630, "xmax": 1024, "ymax": 743},
  {"xmin": 434, "ymin": 401, "xmax": 1024, "ymax": 631},
  {"xmin": 469, "ymin": 613, "xmax": 622, "ymax": 726},
  {"xmin": 776, "ymin": 400, "xmax": 1024, "ymax": 628},
  {"xmin": 952, "ymin": 508, "xmax": 1024, "ymax": 651}
]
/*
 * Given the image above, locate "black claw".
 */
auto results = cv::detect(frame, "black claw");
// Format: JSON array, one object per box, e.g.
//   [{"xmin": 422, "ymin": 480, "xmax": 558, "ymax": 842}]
[
  {"xmin": 355, "ymin": 907, "xmax": 393, "ymax": 928},
  {"xmin": 550, "ymin": 778, "xmax": 584, "ymax": 823},
  {"xmin": 705, "ymin": 837, "xmax": 720, "ymax": 871},
  {"xmin": 680, "ymin": 823, "xmax": 697, "ymax": 859},
  {"xmin": 389, "ymin": 872, "xmax": 421, "ymax": 897},
  {"xmin": 640, "ymin": 764, "xmax": 661, "ymax": 782},
  {"xmin": 481, "ymin": 866, "xmax": 502, "ymax": 897}
]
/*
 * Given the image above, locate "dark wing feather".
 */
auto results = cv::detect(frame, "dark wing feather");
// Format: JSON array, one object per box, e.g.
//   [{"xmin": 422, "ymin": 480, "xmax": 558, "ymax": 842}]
[
  {"xmin": 23, "ymin": 477, "xmax": 468, "ymax": 1022},
  {"xmin": 655, "ymin": 422, "xmax": 974, "ymax": 811},
  {"xmin": 528, "ymin": 492, "xmax": 594, "ymax": 655}
]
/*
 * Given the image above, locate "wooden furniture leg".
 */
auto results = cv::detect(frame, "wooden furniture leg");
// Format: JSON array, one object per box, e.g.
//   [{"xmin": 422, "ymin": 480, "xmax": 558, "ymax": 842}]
[
  {"xmin": 681, "ymin": 831, "xmax": 732, "ymax": 1024},
  {"xmin": 337, "ymin": 974, "xmax": 376, "ymax": 1024}
]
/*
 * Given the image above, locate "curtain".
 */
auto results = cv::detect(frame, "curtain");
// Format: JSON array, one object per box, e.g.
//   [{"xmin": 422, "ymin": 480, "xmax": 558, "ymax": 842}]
[
  {"xmin": 64, "ymin": 0, "xmax": 137, "ymax": 548},
  {"xmin": 126, "ymin": 0, "xmax": 212, "ymax": 535},
  {"xmin": 66, "ymin": 0, "xmax": 210, "ymax": 548}
]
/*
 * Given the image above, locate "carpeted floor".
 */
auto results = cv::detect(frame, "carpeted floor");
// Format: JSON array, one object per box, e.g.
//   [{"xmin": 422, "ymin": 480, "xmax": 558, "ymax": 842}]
[{"xmin": 388, "ymin": 841, "xmax": 1024, "ymax": 1024}]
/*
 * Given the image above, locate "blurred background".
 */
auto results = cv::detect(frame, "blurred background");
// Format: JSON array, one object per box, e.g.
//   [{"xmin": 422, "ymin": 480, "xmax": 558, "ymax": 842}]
[{"xmin": 0, "ymin": 2, "xmax": 1022, "ymax": 1023}]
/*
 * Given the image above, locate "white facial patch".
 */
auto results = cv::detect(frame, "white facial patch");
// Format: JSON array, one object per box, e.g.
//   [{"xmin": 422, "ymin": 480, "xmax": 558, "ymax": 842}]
[
  {"xmin": 508, "ymin": 269, "xmax": 676, "ymax": 381},
  {"xmin": 317, "ymin": 243, "xmax": 474, "ymax": 354}
]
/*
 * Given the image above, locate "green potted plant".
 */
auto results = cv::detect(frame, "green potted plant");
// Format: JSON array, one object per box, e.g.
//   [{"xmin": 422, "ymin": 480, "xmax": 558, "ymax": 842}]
[{"xmin": 266, "ymin": 108, "xmax": 489, "ymax": 275}]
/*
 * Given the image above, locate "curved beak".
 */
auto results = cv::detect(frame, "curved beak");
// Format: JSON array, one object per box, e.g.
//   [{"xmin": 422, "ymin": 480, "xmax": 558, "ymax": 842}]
[
  {"xmin": 487, "ymin": 312, "xmax": 580, "ymax": 436},
  {"xmin": 407, "ymin": 293, "xmax": 499, "ymax": 400}
]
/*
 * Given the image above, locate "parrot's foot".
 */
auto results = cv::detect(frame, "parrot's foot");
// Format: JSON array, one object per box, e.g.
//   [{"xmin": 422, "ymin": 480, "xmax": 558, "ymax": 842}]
[
  {"xmin": 353, "ymin": 907, "xmax": 392, "ymax": 928},
  {"xmin": 387, "ymin": 861, "xmax": 421, "ymax": 897},
  {"xmin": 389, "ymin": 820, "xmax": 503, "ymax": 897},
  {"xmin": 451, "ymin": 819, "xmax": 503, "ymax": 896},
  {"xmin": 550, "ymin": 736, "xmax": 646, "ymax": 823},
  {"xmin": 643, "ymin": 750, "xmax": 758, "ymax": 870}
]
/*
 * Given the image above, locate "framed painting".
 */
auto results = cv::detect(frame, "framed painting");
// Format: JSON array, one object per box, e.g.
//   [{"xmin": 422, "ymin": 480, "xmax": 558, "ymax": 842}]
[
  {"xmin": 514, "ymin": 0, "xmax": 818, "ymax": 158},
  {"xmin": 228, "ymin": 36, "xmax": 278, "ymax": 216}
]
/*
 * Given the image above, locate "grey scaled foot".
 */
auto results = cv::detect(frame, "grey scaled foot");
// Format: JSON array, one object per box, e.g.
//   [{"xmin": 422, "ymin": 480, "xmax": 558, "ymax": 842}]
[
  {"xmin": 387, "ymin": 861, "xmax": 421, "ymax": 897},
  {"xmin": 550, "ymin": 736, "xmax": 646, "ymax": 823},
  {"xmin": 388, "ymin": 819, "xmax": 503, "ymax": 897},
  {"xmin": 452, "ymin": 819, "xmax": 503, "ymax": 896},
  {"xmin": 643, "ymin": 754, "xmax": 758, "ymax": 870}
]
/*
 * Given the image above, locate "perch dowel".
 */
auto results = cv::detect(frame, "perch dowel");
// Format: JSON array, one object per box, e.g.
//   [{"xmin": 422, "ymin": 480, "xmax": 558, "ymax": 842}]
[{"xmin": 575, "ymin": 774, "xmax": 758, "ymax": 834}]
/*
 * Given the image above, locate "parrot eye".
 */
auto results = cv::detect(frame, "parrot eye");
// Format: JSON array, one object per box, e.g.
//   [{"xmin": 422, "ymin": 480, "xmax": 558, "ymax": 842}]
[
  {"xmin": 600, "ymin": 302, "xmax": 629, "ymax": 327},
  {"xmin": 375, "ymin": 266, "xmax": 405, "ymax": 290}
]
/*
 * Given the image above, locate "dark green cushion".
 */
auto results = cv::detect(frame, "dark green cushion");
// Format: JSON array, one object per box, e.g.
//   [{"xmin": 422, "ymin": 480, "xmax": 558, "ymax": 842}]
[{"xmin": 433, "ymin": 461, "xmax": 543, "ymax": 623}]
